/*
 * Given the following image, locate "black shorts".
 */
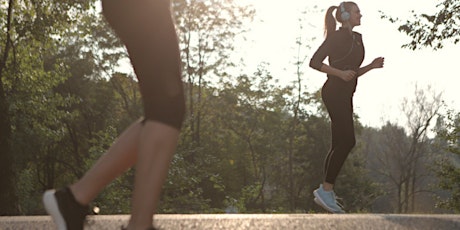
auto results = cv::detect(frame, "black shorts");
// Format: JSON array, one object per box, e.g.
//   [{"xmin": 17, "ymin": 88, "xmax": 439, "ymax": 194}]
[{"xmin": 102, "ymin": 0, "xmax": 185, "ymax": 130}]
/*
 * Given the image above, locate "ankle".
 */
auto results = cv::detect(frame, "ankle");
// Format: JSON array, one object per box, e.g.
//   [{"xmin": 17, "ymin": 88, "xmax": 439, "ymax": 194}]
[
  {"xmin": 68, "ymin": 185, "xmax": 89, "ymax": 207},
  {"xmin": 322, "ymin": 182, "xmax": 334, "ymax": 191}
]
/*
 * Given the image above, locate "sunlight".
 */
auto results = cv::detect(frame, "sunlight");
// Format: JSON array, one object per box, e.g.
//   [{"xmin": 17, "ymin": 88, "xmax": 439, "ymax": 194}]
[{"xmin": 232, "ymin": 0, "xmax": 459, "ymax": 128}]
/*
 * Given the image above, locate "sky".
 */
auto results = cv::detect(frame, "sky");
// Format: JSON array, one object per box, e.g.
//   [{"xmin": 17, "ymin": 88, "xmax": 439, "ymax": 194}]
[{"xmin": 234, "ymin": 0, "xmax": 460, "ymax": 128}]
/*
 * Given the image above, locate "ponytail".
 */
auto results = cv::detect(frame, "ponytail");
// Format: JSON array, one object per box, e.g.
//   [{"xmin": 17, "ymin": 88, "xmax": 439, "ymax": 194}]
[
  {"xmin": 324, "ymin": 2, "xmax": 358, "ymax": 37},
  {"xmin": 324, "ymin": 6, "xmax": 337, "ymax": 38}
]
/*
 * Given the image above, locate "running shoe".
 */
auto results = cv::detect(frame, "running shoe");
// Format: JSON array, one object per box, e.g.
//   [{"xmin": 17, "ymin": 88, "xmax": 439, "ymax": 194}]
[
  {"xmin": 43, "ymin": 187, "xmax": 89, "ymax": 230},
  {"xmin": 313, "ymin": 184, "xmax": 345, "ymax": 213}
]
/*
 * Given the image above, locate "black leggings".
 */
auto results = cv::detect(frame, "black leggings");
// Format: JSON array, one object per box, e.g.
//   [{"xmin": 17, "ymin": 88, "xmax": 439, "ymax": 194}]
[
  {"xmin": 102, "ymin": 0, "xmax": 185, "ymax": 130},
  {"xmin": 321, "ymin": 80, "xmax": 356, "ymax": 184}
]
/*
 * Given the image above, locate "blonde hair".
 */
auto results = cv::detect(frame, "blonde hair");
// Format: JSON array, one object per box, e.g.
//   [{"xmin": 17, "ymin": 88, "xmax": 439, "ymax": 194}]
[{"xmin": 324, "ymin": 2, "xmax": 357, "ymax": 37}]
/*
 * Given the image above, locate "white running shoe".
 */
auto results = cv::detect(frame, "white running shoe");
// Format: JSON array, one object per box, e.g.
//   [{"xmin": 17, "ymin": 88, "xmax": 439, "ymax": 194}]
[{"xmin": 313, "ymin": 184, "xmax": 345, "ymax": 213}]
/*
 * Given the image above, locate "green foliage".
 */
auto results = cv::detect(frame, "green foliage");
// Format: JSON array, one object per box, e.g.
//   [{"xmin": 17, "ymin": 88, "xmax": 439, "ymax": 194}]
[
  {"xmin": 159, "ymin": 149, "xmax": 212, "ymax": 213},
  {"xmin": 16, "ymin": 167, "xmax": 43, "ymax": 215},
  {"xmin": 336, "ymin": 151, "xmax": 383, "ymax": 213},
  {"xmin": 1, "ymin": 0, "xmax": 128, "ymax": 215},
  {"xmin": 382, "ymin": 0, "xmax": 460, "ymax": 50},
  {"xmin": 5, "ymin": 0, "xmax": 449, "ymax": 216},
  {"xmin": 433, "ymin": 110, "xmax": 460, "ymax": 212}
]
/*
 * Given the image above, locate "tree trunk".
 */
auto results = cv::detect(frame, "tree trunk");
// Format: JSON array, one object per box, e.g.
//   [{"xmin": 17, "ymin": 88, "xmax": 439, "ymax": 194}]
[
  {"xmin": 397, "ymin": 181, "xmax": 402, "ymax": 213},
  {"xmin": 0, "ymin": 0, "xmax": 17, "ymax": 215}
]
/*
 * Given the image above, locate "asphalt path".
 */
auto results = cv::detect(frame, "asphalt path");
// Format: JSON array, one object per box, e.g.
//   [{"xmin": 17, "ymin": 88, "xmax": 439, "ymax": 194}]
[{"xmin": 1, "ymin": 214, "xmax": 460, "ymax": 230}]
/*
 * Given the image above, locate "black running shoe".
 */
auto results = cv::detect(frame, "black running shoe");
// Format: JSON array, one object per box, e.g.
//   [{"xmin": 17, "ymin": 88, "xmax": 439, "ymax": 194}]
[{"xmin": 43, "ymin": 187, "xmax": 89, "ymax": 230}]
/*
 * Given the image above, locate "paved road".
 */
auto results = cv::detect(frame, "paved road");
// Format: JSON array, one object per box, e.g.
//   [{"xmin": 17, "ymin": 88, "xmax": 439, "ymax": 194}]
[{"xmin": 1, "ymin": 214, "xmax": 460, "ymax": 230}]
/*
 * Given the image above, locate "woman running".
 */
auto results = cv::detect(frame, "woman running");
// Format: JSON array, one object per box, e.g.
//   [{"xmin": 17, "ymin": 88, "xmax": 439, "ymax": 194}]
[{"xmin": 309, "ymin": 1, "xmax": 384, "ymax": 213}]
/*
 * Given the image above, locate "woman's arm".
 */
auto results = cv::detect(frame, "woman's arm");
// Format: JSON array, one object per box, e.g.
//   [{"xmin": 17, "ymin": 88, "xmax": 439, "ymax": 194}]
[
  {"xmin": 319, "ymin": 64, "xmax": 357, "ymax": 82},
  {"xmin": 357, "ymin": 57, "xmax": 384, "ymax": 77}
]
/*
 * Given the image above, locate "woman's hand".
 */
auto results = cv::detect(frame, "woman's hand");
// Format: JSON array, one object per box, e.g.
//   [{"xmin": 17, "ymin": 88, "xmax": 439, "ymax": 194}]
[
  {"xmin": 356, "ymin": 57, "xmax": 385, "ymax": 77},
  {"xmin": 338, "ymin": 70, "xmax": 357, "ymax": 82},
  {"xmin": 371, "ymin": 57, "xmax": 385, "ymax": 69}
]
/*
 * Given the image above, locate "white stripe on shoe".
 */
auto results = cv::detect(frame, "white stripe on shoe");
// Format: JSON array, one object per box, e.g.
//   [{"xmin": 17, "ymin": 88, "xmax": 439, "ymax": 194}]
[{"xmin": 43, "ymin": 190, "xmax": 67, "ymax": 230}]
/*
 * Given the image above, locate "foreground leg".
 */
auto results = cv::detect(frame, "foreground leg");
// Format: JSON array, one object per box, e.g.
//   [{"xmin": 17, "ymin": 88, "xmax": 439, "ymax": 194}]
[
  {"xmin": 127, "ymin": 121, "xmax": 180, "ymax": 230},
  {"xmin": 69, "ymin": 119, "xmax": 144, "ymax": 205},
  {"xmin": 43, "ymin": 120, "xmax": 143, "ymax": 230}
]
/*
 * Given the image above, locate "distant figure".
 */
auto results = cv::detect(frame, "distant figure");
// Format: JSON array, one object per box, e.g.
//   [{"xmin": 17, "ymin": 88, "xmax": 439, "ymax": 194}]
[
  {"xmin": 309, "ymin": 1, "xmax": 384, "ymax": 213},
  {"xmin": 43, "ymin": 0, "xmax": 185, "ymax": 229}
]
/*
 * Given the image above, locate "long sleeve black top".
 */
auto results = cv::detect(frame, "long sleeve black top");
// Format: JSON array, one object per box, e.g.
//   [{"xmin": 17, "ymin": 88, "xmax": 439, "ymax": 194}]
[{"xmin": 309, "ymin": 27, "xmax": 365, "ymax": 94}]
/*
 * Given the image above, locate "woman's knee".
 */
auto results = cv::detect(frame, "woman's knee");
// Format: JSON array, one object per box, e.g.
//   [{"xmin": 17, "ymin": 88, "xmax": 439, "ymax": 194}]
[{"xmin": 143, "ymin": 93, "xmax": 186, "ymax": 130}]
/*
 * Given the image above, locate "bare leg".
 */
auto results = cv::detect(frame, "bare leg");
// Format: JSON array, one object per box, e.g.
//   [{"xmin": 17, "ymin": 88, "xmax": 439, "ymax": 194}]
[
  {"xmin": 67, "ymin": 118, "xmax": 180, "ymax": 230},
  {"xmin": 70, "ymin": 119, "xmax": 143, "ymax": 205},
  {"xmin": 127, "ymin": 120, "xmax": 180, "ymax": 230}
]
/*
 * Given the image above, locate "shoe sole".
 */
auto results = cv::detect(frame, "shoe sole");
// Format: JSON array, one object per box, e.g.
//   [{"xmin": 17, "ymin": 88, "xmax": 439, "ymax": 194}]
[
  {"xmin": 43, "ymin": 190, "xmax": 67, "ymax": 230},
  {"xmin": 313, "ymin": 190, "xmax": 345, "ymax": 214}
]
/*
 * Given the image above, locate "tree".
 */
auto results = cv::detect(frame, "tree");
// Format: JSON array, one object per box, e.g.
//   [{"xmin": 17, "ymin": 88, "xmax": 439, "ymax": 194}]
[
  {"xmin": 155, "ymin": 0, "xmax": 256, "ymax": 213},
  {"xmin": 402, "ymin": 85, "xmax": 443, "ymax": 212},
  {"xmin": 0, "ymin": 0, "xmax": 100, "ymax": 215},
  {"xmin": 433, "ymin": 110, "xmax": 460, "ymax": 213},
  {"xmin": 382, "ymin": 0, "xmax": 460, "ymax": 50},
  {"xmin": 172, "ymin": 0, "xmax": 254, "ymax": 149},
  {"xmin": 284, "ymin": 13, "xmax": 313, "ymax": 212},
  {"xmin": 32, "ymin": 10, "xmax": 134, "ymax": 214},
  {"xmin": 1, "ymin": 0, "xmax": 132, "ymax": 214},
  {"xmin": 367, "ymin": 85, "xmax": 443, "ymax": 213},
  {"xmin": 369, "ymin": 122, "xmax": 412, "ymax": 213},
  {"xmin": 0, "ymin": 0, "xmax": 17, "ymax": 215},
  {"xmin": 382, "ymin": 0, "xmax": 460, "ymax": 213},
  {"xmin": 214, "ymin": 67, "xmax": 284, "ymax": 212}
]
